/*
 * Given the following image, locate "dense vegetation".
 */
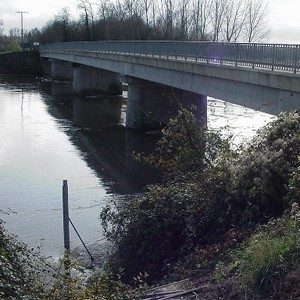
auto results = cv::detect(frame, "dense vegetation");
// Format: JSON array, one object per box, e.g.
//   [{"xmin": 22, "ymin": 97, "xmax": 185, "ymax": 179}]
[
  {"xmin": 0, "ymin": 215, "xmax": 148, "ymax": 299},
  {"xmin": 101, "ymin": 109, "xmax": 300, "ymax": 298},
  {"xmin": 1, "ymin": 109, "xmax": 300, "ymax": 299}
]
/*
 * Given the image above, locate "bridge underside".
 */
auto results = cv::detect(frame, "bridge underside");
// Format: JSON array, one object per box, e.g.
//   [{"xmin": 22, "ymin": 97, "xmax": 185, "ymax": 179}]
[
  {"xmin": 126, "ymin": 77, "xmax": 207, "ymax": 131},
  {"xmin": 46, "ymin": 59, "xmax": 207, "ymax": 131},
  {"xmin": 42, "ymin": 53, "xmax": 300, "ymax": 130},
  {"xmin": 44, "ymin": 52, "xmax": 300, "ymax": 115}
]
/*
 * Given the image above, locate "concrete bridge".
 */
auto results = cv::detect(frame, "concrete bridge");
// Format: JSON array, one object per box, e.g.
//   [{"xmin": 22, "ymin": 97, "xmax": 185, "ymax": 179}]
[{"xmin": 39, "ymin": 41, "xmax": 300, "ymax": 131}]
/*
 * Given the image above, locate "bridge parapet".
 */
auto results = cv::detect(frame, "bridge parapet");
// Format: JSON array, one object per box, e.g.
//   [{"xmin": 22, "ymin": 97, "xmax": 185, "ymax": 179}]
[
  {"xmin": 40, "ymin": 41, "xmax": 300, "ymax": 129},
  {"xmin": 40, "ymin": 41, "xmax": 300, "ymax": 74}
]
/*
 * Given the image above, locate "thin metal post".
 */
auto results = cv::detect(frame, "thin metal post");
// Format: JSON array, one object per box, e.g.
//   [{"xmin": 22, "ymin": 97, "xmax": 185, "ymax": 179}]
[
  {"xmin": 62, "ymin": 180, "xmax": 70, "ymax": 252},
  {"xmin": 69, "ymin": 218, "xmax": 94, "ymax": 262},
  {"xmin": 235, "ymin": 44, "xmax": 238, "ymax": 67},
  {"xmin": 294, "ymin": 45, "xmax": 299, "ymax": 74},
  {"xmin": 271, "ymin": 44, "xmax": 276, "ymax": 71},
  {"xmin": 16, "ymin": 11, "xmax": 28, "ymax": 50}
]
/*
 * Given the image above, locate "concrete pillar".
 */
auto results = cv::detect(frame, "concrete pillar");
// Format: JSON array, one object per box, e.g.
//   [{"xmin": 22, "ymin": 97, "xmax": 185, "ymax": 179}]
[
  {"xmin": 41, "ymin": 58, "xmax": 51, "ymax": 76},
  {"xmin": 73, "ymin": 64, "xmax": 122, "ymax": 96},
  {"xmin": 50, "ymin": 59, "xmax": 73, "ymax": 81},
  {"xmin": 73, "ymin": 95, "xmax": 123, "ymax": 129},
  {"xmin": 126, "ymin": 77, "xmax": 207, "ymax": 131}
]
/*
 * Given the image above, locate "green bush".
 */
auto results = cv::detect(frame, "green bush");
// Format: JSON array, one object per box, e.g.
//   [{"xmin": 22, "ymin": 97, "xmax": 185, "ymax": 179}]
[
  {"xmin": 101, "ymin": 183, "xmax": 221, "ymax": 281},
  {"xmin": 0, "ymin": 215, "xmax": 147, "ymax": 299},
  {"xmin": 228, "ymin": 205, "xmax": 300, "ymax": 297},
  {"xmin": 227, "ymin": 111, "xmax": 300, "ymax": 225},
  {"xmin": 134, "ymin": 106, "xmax": 231, "ymax": 181},
  {"xmin": 0, "ymin": 217, "xmax": 48, "ymax": 299},
  {"xmin": 8, "ymin": 40, "xmax": 21, "ymax": 52},
  {"xmin": 101, "ymin": 110, "xmax": 300, "ymax": 284},
  {"xmin": 101, "ymin": 108, "xmax": 232, "ymax": 281}
]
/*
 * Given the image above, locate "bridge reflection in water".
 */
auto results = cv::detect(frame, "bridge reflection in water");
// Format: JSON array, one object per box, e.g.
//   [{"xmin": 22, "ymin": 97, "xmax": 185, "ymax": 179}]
[{"xmin": 43, "ymin": 80, "xmax": 162, "ymax": 194}]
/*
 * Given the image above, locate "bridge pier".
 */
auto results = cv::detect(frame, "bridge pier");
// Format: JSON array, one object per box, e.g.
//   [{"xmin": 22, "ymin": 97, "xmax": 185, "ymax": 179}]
[
  {"xmin": 41, "ymin": 58, "xmax": 51, "ymax": 76},
  {"xmin": 72, "ymin": 64, "xmax": 122, "ymax": 96},
  {"xmin": 50, "ymin": 59, "xmax": 73, "ymax": 81},
  {"xmin": 126, "ymin": 77, "xmax": 207, "ymax": 131}
]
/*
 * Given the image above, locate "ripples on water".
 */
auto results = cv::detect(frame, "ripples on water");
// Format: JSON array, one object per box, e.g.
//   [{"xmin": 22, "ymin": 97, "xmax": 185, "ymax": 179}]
[
  {"xmin": 0, "ymin": 75, "xmax": 275, "ymax": 259},
  {"xmin": 207, "ymin": 98, "xmax": 276, "ymax": 146}
]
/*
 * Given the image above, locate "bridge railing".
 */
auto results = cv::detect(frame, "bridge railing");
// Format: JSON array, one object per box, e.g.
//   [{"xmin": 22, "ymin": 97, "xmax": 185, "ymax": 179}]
[{"xmin": 39, "ymin": 41, "xmax": 300, "ymax": 74}]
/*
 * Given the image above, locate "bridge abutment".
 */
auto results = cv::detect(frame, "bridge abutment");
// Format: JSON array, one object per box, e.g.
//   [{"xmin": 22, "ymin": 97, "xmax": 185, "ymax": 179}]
[
  {"xmin": 72, "ymin": 64, "xmax": 122, "ymax": 96},
  {"xmin": 50, "ymin": 59, "xmax": 73, "ymax": 81},
  {"xmin": 126, "ymin": 77, "xmax": 207, "ymax": 131}
]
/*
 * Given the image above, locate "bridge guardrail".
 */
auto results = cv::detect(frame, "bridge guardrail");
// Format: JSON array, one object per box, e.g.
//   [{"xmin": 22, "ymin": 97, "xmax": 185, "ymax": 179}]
[{"xmin": 39, "ymin": 41, "xmax": 300, "ymax": 74}]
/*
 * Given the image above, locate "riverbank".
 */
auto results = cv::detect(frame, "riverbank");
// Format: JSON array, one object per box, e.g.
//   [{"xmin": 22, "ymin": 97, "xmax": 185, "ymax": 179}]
[
  {"xmin": 0, "ymin": 51, "xmax": 43, "ymax": 75},
  {"xmin": 1, "ymin": 108, "xmax": 300, "ymax": 299},
  {"xmin": 100, "ymin": 109, "xmax": 300, "ymax": 299}
]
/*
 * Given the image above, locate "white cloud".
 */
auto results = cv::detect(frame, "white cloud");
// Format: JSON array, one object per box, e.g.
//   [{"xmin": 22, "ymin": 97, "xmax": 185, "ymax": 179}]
[{"xmin": 268, "ymin": 0, "xmax": 300, "ymax": 43}]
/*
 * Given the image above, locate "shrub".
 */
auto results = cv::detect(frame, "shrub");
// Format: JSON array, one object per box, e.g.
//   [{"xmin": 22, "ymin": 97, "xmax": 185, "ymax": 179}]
[
  {"xmin": 8, "ymin": 40, "xmax": 21, "ymax": 52},
  {"xmin": 0, "ymin": 217, "xmax": 48, "ymax": 299},
  {"xmin": 101, "ymin": 110, "xmax": 300, "ymax": 284},
  {"xmin": 228, "ymin": 205, "xmax": 300, "ymax": 297},
  {"xmin": 0, "ymin": 215, "xmax": 147, "ymax": 299},
  {"xmin": 134, "ymin": 106, "xmax": 231, "ymax": 181},
  {"xmin": 227, "ymin": 111, "xmax": 300, "ymax": 225},
  {"xmin": 101, "ymin": 108, "xmax": 232, "ymax": 281}
]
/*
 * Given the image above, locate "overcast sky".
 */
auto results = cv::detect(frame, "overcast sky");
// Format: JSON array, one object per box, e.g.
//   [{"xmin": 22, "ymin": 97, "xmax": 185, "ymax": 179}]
[{"xmin": 1, "ymin": 0, "xmax": 300, "ymax": 44}]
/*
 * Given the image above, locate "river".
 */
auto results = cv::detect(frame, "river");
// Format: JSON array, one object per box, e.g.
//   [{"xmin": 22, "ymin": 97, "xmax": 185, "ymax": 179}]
[{"xmin": 0, "ymin": 75, "xmax": 275, "ymax": 260}]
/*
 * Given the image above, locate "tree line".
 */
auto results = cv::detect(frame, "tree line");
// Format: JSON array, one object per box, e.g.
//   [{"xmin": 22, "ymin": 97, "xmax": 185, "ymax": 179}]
[{"xmin": 0, "ymin": 0, "xmax": 270, "ymax": 50}]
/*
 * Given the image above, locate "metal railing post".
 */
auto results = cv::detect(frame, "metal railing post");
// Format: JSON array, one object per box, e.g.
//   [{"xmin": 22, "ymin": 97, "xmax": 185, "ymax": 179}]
[
  {"xmin": 294, "ymin": 45, "xmax": 299, "ymax": 74},
  {"xmin": 271, "ymin": 44, "xmax": 276, "ymax": 71},
  {"xmin": 235, "ymin": 44, "xmax": 238, "ymax": 67}
]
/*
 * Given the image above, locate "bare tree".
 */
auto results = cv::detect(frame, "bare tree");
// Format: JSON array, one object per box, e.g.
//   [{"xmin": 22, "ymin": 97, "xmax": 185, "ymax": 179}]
[
  {"xmin": 210, "ymin": 0, "xmax": 227, "ymax": 41},
  {"xmin": 112, "ymin": 0, "xmax": 127, "ymax": 23},
  {"xmin": 124, "ymin": 0, "xmax": 139, "ymax": 18},
  {"xmin": 97, "ymin": 0, "xmax": 111, "ymax": 39},
  {"xmin": 243, "ymin": 0, "xmax": 270, "ymax": 42},
  {"xmin": 141, "ymin": 0, "xmax": 153, "ymax": 38},
  {"xmin": 176, "ymin": 0, "xmax": 191, "ymax": 40},
  {"xmin": 190, "ymin": 0, "xmax": 211, "ymax": 40},
  {"xmin": 55, "ymin": 7, "xmax": 72, "ymax": 41},
  {"xmin": 158, "ymin": 0, "xmax": 177, "ymax": 39},
  {"xmin": 222, "ymin": 0, "xmax": 246, "ymax": 42},
  {"xmin": 78, "ymin": 0, "xmax": 95, "ymax": 40},
  {"xmin": 124, "ymin": 0, "xmax": 141, "ymax": 38},
  {"xmin": 0, "ymin": 20, "xmax": 4, "ymax": 36}
]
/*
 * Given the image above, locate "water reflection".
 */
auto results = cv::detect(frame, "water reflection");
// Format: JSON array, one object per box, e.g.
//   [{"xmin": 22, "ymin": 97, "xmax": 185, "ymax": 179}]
[
  {"xmin": 73, "ymin": 95, "xmax": 123, "ymax": 129},
  {"xmin": 40, "ymin": 81, "xmax": 162, "ymax": 194},
  {"xmin": 0, "ymin": 75, "xmax": 275, "ymax": 259},
  {"xmin": 50, "ymin": 81, "xmax": 73, "ymax": 97}
]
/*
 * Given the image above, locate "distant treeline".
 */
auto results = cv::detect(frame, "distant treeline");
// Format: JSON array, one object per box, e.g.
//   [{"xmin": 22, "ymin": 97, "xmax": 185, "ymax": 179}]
[{"xmin": 1, "ymin": 0, "xmax": 270, "ymax": 49}]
